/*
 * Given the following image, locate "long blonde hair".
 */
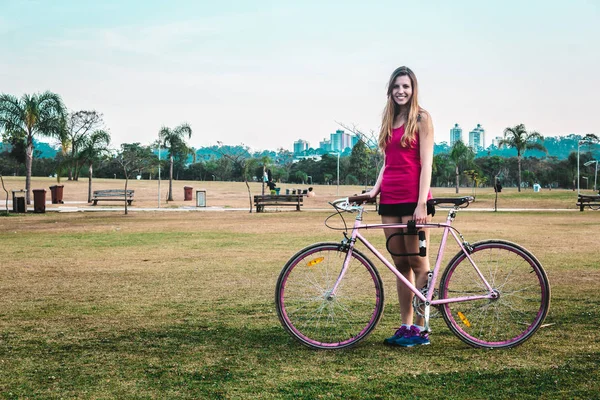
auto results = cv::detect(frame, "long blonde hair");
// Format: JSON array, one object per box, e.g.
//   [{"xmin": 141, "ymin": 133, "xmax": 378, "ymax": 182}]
[{"xmin": 378, "ymin": 66, "xmax": 421, "ymax": 151}]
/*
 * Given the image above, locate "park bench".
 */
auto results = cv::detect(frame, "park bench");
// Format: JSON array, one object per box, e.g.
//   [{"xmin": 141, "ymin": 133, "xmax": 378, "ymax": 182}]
[
  {"xmin": 576, "ymin": 194, "xmax": 600, "ymax": 211},
  {"xmin": 92, "ymin": 189, "xmax": 135, "ymax": 206},
  {"xmin": 254, "ymin": 194, "xmax": 303, "ymax": 212}
]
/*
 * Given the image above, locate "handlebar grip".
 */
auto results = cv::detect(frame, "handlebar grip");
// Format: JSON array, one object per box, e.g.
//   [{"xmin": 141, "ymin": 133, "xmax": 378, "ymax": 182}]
[
  {"xmin": 348, "ymin": 194, "xmax": 373, "ymax": 204},
  {"xmin": 418, "ymin": 230, "xmax": 427, "ymax": 257}
]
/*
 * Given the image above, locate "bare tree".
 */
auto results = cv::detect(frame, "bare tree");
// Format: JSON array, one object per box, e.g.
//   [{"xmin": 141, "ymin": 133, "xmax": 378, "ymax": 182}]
[
  {"xmin": 114, "ymin": 143, "xmax": 154, "ymax": 215},
  {"xmin": 336, "ymin": 121, "xmax": 383, "ymax": 187},
  {"xmin": 216, "ymin": 142, "xmax": 256, "ymax": 213},
  {"xmin": 65, "ymin": 110, "xmax": 105, "ymax": 180}
]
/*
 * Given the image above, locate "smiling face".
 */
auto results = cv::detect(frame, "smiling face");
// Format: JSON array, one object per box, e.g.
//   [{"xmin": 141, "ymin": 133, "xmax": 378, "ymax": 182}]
[{"xmin": 391, "ymin": 75, "xmax": 413, "ymax": 106}]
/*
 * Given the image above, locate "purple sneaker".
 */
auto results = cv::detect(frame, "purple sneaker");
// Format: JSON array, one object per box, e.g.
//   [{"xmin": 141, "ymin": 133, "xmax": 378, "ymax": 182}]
[
  {"xmin": 383, "ymin": 326, "xmax": 410, "ymax": 345},
  {"xmin": 391, "ymin": 325, "xmax": 430, "ymax": 347}
]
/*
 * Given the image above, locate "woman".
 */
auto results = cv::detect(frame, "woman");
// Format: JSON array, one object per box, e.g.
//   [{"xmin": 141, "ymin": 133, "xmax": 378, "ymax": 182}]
[{"xmin": 368, "ymin": 66, "xmax": 435, "ymax": 347}]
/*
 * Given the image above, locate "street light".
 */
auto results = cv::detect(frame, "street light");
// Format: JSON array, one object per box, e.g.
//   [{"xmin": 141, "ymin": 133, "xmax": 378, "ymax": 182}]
[
  {"xmin": 584, "ymin": 160, "xmax": 599, "ymax": 191},
  {"xmin": 331, "ymin": 152, "xmax": 340, "ymax": 195},
  {"xmin": 578, "ymin": 138, "xmax": 598, "ymax": 194},
  {"xmin": 157, "ymin": 139, "xmax": 161, "ymax": 208},
  {"xmin": 582, "ymin": 176, "xmax": 589, "ymax": 190}
]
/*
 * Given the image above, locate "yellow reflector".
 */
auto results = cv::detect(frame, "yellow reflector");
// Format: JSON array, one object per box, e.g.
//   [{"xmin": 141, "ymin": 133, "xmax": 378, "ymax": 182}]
[
  {"xmin": 307, "ymin": 257, "xmax": 324, "ymax": 267},
  {"xmin": 457, "ymin": 312, "xmax": 471, "ymax": 327}
]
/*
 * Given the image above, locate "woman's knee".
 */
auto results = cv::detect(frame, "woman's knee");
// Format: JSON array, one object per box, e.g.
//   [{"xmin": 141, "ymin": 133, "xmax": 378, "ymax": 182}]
[
  {"xmin": 408, "ymin": 256, "xmax": 429, "ymax": 272},
  {"xmin": 392, "ymin": 259, "xmax": 411, "ymax": 273}
]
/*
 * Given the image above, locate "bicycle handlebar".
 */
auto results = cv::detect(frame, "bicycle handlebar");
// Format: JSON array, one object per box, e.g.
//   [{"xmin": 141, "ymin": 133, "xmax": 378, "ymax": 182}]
[
  {"xmin": 331, "ymin": 195, "xmax": 475, "ymax": 212},
  {"xmin": 330, "ymin": 194, "xmax": 374, "ymax": 212}
]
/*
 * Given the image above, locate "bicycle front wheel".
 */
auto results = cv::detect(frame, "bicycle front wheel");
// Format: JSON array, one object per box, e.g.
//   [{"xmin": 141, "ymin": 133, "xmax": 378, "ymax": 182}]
[
  {"xmin": 275, "ymin": 242, "xmax": 384, "ymax": 349},
  {"xmin": 439, "ymin": 240, "xmax": 550, "ymax": 349}
]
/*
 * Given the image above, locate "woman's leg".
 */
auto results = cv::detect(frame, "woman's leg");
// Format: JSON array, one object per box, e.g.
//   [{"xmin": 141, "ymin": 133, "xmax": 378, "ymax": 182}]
[
  {"xmin": 382, "ymin": 215, "xmax": 414, "ymax": 326},
  {"xmin": 400, "ymin": 214, "xmax": 432, "ymax": 328}
]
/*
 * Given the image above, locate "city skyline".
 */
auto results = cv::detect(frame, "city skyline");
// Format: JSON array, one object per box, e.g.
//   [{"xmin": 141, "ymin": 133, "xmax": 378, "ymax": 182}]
[{"xmin": 1, "ymin": 1, "xmax": 598, "ymax": 152}]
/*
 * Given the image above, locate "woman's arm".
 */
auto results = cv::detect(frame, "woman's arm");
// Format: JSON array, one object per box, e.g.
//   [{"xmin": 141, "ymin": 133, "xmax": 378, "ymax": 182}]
[{"xmin": 414, "ymin": 111, "xmax": 434, "ymax": 222}]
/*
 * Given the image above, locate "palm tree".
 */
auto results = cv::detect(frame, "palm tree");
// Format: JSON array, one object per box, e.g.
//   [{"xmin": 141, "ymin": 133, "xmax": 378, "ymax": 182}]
[
  {"xmin": 159, "ymin": 123, "xmax": 192, "ymax": 201},
  {"xmin": 499, "ymin": 124, "xmax": 546, "ymax": 192},
  {"xmin": 56, "ymin": 126, "xmax": 72, "ymax": 183},
  {"xmin": 78, "ymin": 130, "xmax": 111, "ymax": 202},
  {"xmin": 0, "ymin": 92, "xmax": 66, "ymax": 204},
  {"xmin": 449, "ymin": 141, "xmax": 474, "ymax": 193}
]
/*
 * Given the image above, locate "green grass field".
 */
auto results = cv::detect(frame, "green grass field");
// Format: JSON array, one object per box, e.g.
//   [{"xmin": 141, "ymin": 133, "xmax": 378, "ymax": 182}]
[{"xmin": 1, "ymin": 183, "xmax": 599, "ymax": 399}]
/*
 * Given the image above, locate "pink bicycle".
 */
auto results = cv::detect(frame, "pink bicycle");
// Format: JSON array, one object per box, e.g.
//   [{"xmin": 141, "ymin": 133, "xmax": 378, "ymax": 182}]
[{"xmin": 275, "ymin": 195, "xmax": 550, "ymax": 349}]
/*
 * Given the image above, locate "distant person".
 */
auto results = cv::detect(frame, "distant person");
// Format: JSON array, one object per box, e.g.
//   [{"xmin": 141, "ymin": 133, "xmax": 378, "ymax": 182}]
[
  {"xmin": 366, "ymin": 66, "xmax": 434, "ymax": 347},
  {"xmin": 494, "ymin": 181, "xmax": 502, "ymax": 193},
  {"xmin": 266, "ymin": 180, "xmax": 276, "ymax": 195},
  {"xmin": 307, "ymin": 187, "xmax": 316, "ymax": 197}
]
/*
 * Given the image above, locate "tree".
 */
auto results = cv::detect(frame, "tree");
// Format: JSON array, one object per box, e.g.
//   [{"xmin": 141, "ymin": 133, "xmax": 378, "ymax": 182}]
[
  {"xmin": 337, "ymin": 121, "xmax": 383, "ymax": 187},
  {"xmin": 159, "ymin": 123, "xmax": 192, "ymax": 201},
  {"xmin": 64, "ymin": 110, "xmax": 104, "ymax": 180},
  {"xmin": 0, "ymin": 91, "xmax": 66, "ymax": 203},
  {"xmin": 217, "ymin": 142, "xmax": 255, "ymax": 212},
  {"xmin": 4, "ymin": 130, "xmax": 27, "ymax": 175},
  {"xmin": 499, "ymin": 124, "xmax": 546, "ymax": 192},
  {"xmin": 432, "ymin": 153, "xmax": 454, "ymax": 187},
  {"xmin": 349, "ymin": 140, "xmax": 370, "ymax": 186},
  {"xmin": 115, "ymin": 143, "xmax": 155, "ymax": 215},
  {"xmin": 78, "ymin": 130, "xmax": 111, "ymax": 202},
  {"xmin": 449, "ymin": 141, "xmax": 474, "ymax": 193}
]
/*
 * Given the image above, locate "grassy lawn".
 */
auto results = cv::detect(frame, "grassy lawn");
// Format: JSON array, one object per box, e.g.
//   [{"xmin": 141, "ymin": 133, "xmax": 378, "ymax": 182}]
[{"xmin": 1, "ymin": 183, "xmax": 599, "ymax": 398}]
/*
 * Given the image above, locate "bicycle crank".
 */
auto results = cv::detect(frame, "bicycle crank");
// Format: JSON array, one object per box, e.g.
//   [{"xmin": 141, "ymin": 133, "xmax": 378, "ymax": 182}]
[{"xmin": 413, "ymin": 287, "xmax": 440, "ymax": 319}]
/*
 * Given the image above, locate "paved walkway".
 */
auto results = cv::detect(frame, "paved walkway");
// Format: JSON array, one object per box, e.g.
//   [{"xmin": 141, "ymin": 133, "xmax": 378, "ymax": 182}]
[{"xmin": 0, "ymin": 200, "xmax": 580, "ymax": 213}]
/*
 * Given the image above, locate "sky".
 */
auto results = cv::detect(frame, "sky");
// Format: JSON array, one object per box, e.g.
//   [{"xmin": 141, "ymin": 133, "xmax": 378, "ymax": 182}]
[{"xmin": 1, "ymin": 0, "xmax": 599, "ymax": 152}]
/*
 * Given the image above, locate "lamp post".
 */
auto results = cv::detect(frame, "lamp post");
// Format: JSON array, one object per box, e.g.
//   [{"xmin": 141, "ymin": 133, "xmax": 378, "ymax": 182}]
[
  {"xmin": 577, "ymin": 140, "xmax": 582, "ymax": 194},
  {"xmin": 331, "ymin": 152, "xmax": 340, "ymax": 195},
  {"xmin": 584, "ymin": 160, "xmax": 598, "ymax": 191},
  {"xmin": 157, "ymin": 139, "xmax": 161, "ymax": 208}
]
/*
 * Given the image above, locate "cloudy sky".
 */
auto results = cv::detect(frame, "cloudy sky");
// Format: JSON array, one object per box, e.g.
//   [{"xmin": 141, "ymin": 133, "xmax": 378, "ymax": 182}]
[{"xmin": 1, "ymin": 0, "xmax": 598, "ymax": 151}]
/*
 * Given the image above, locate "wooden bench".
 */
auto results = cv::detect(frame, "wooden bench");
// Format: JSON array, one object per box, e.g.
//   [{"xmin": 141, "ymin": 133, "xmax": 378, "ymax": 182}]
[
  {"xmin": 92, "ymin": 189, "xmax": 135, "ymax": 205},
  {"xmin": 254, "ymin": 194, "xmax": 303, "ymax": 212},
  {"xmin": 576, "ymin": 194, "xmax": 600, "ymax": 211}
]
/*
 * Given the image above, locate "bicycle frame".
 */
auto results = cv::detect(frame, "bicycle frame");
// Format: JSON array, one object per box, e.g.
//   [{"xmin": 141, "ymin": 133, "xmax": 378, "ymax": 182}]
[{"xmin": 329, "ymin": 206, "xmax": 497, "ymax": 331}]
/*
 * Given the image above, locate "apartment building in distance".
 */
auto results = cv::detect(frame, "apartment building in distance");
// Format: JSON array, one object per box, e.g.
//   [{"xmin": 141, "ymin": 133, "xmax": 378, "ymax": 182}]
[
  {"xmin": 469, "ymin": 124, "xmax": 485, "ymax": 151},
  {"xmin": 318, "ymin": 129, "xmax": 355, "ymax": 153},
  {"xmin": 450, "ymin": 123, "xmax": 463, "ymax": 146},
  {"xmin": 293, "ymin": 139, "xmax": 310, "ymax": 155}
]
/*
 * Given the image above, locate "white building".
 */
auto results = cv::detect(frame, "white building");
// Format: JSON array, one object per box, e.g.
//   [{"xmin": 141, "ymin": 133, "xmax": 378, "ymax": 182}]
[
  {"xmin": 293, "ymin": 139, "xmax": 309, "ymax": 155},
  {"xmin": 469, "ymin": 124, "xmax": 485, "ymax": 151},
  {"xmin": 450, "ymin": 123, "xmax": 463, "ymax": 146}
]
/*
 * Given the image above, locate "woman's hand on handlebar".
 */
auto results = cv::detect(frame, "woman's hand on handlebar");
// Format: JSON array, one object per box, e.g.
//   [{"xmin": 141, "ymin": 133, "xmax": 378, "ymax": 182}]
[{"xmin": 348, "ymin": 193, "xmax": 374, "ymax": 205}]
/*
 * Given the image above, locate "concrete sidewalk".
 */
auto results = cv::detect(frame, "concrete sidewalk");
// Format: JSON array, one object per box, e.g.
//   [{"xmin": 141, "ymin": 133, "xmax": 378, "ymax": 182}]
[{"xmin": 0, "ymin": 201, "xmax": 581, "ymax": 213}]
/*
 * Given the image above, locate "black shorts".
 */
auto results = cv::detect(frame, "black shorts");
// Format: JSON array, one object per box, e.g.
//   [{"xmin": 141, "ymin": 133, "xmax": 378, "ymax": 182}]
[{"xmin": 378, "ymin": 202, "xmax": 435, "ymax": 217}]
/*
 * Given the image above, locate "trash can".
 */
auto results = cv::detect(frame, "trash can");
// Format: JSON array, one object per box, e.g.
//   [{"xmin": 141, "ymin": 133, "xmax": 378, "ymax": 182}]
[
  {"xmin": 275, "ymin": 187, "xmax": 281, "ymax": 195},
  {"xmin": 49, "ymin": 185, "xmax": 64, "ymax": 204},
  {"xmin": 32, "ymin": 188, "xmax": 46, "ymax": 213},
  {"xmin": 196, "ymin": 190, "xmax": 206, "ymax": 207},
  {"xmin": 11, "ymin": 190, "xmax": 26, "ymax": 213},
  {"xmin": 286, "ymin": 189, "xmax": 290, "ymax": 195},
  {"xmin": 184, "ymin": 186, "xmax": 193, "ymax": 201}
]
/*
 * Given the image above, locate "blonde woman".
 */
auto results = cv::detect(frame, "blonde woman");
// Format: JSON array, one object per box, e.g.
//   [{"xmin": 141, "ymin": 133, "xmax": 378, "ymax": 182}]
[{"xmin": 368, "ymin": 66, "xmax": 435, "ymax": 347}]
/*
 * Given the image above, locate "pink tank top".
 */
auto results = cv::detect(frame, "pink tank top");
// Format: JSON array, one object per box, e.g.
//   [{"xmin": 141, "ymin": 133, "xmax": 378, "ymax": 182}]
[{"xmin": 380, "ymin": 125, "xmax": 432, "ymax": 204}]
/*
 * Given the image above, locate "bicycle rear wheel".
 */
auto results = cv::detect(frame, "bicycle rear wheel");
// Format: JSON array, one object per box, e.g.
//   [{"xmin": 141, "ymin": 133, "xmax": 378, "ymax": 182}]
[
  {"xmin": 439, "ymin": 240, "xmax": 550, "ymax": 348},
  {"xmin": 275, "ymin": 242, "xmax": 384, "ymax": 349}
]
